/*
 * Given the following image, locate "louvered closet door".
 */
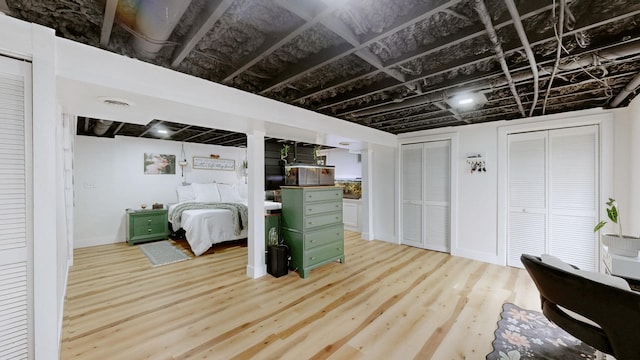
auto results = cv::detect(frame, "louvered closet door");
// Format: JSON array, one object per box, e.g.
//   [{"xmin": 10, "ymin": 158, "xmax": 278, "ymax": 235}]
[
  {"xmin": 0, "ymin": 56, "xmax": 32, "ymax": 359},
  {"xmin": 423, "ymin": 140, "xmax": 450, "ymax": 252},
  {"xmin": 401, "ymin": 143, "xmax": 424, "ymax": 247},
  {"xmin": 549, "ymin": 126, "xmax": 598, "ymax": 271},
  {"xmin": 507, "ymin": 132, "xmax": 548, "ymax": 268}
]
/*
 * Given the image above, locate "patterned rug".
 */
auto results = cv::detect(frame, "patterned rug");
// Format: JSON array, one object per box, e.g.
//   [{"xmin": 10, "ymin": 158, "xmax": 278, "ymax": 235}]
[
  {"xmin": 139, "ymin": 241, "xmax": 191, "ymax": 267},
  {"xmin": 486, "ymin": 303, "xmax": 597, "ymax": 360}
]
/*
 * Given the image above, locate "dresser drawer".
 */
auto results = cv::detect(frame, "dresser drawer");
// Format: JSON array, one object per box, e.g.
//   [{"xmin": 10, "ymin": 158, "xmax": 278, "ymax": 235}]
[
  {"xmin": 304, "ymin": 201, "xmax": 342, "ymax": 216},
  {"xmin": 305, "ymin": 224, "xmax": 343, "ymax": 250},
  {"xmin": 304, "ymin": 212, "xmax": 342, "ymax": 230},
  {"xmin": 132, "ymin": 214, "xmax": 166, "ymax": 231},
  {"xmin": 133, "ymin": 222, "xmax": 166, "ymax": 236},
  {"xmin": 305, "ymin": 241, "xmax": 344, "ymax": 267},
  {"xmin": 304, "ymin": 188, "xmax": 342, "ymax": 203}
]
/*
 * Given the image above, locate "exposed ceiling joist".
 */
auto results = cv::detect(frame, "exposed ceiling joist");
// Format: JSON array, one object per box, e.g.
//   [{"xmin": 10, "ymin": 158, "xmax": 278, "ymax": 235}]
[
  {"xmin": 259, "ymin": 0, "xmax": 463, "ymax": 94},
  {"xmin": 99, "ymin": 0, "xmax": 117, "ymax": 47},
  {"xmin": 223, "ymin": 1, "xmax": 340, "ymax": 82},
  {"xmin": 10, "ymin": 0, "xmax": 640, "ymax": 143},
  {"xmin": 171, "ymin": 0, "xmax": 235, "ymax": 67}
]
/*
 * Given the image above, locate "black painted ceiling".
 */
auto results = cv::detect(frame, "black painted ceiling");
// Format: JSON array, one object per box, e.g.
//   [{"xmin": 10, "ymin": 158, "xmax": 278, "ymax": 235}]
[{"xmin": 6, "ymin": 0, "xmax": 640, "ymax": 147}]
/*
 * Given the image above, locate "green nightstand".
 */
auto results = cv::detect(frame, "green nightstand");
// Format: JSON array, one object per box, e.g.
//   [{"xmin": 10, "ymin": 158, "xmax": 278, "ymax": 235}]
[{"xmin": 126, "ymin": 209, "xmax": 169, "ymax": 245}]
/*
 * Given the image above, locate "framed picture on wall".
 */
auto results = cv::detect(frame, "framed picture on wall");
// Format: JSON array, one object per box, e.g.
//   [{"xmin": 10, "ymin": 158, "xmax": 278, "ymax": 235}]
[
  {"xmin": 144, "ymin": 153, "xmax": 176, "ymax": 174},
  {"xmin": 192, "ymin": 156, "xmax": 235, "ymax": 171}
]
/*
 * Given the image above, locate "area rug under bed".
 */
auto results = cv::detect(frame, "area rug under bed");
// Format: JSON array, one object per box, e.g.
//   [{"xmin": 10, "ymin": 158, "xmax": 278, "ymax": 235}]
[
  {"xmin": 138, "ymin": 240, "xmax": 191, "ymax": 267},
  {"xmin": 486, "ymin": 303, "xmax": 597, "ymax": 360}
]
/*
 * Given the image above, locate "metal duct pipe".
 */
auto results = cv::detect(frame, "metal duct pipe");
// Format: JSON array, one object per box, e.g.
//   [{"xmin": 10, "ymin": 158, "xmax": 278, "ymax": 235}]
[
  {"xmin": 474, "ymin": 0, "xmax": 526, "ymax": 117},
  {"xmin": 353, "ymin": 39, "xmax": 640, "ymax": 119},
  {"xmin": 542, "ymin": 0, "xmax": 566, "ymax": 114},
  {"xmin": 132, "ymin": 0, "xmax": 192, "ymax": 59},
  {"xmin": 350, "ymin": 93, "xmax": 447, "ymax": 117},
  {"xmin": 505, "ymin": 0, "xmax": 539, "ymax": 117},
  {"xmin": 610, "ymin": 72, "xmax": 640, "ymax": 107},
  {"xmin": 93, "ymin": 120, "xmax": 113, "ymax": 135}
]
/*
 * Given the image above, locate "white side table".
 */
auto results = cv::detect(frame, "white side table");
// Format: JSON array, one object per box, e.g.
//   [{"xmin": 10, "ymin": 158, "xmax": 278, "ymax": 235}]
[{"xmin": 601, "ymin": 244, "xmax": 640, "ymax": 281}]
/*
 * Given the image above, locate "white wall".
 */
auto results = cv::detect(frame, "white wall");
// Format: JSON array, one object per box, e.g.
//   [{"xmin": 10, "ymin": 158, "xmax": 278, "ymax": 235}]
[
  {"xmin": 362, "ymin": 144, "xmax": 396, "ymax": 243},
  {"xmin": 397, "ymin": 108, "xmax": 632, "ymax": 266},
  {"xmin": 0, "ymin": 15, "xmax": 62, "ymax": 358},
  {"xmin": 627, "ymin": 96, "xmax": 640, "ymax": 236},
  {"xmin": 322, "ymin": 148, "xmax": 362, "ymax": 179},
  {"xmin": 74, "ymin": 135, "xmax": 246, "ymax": 248}
]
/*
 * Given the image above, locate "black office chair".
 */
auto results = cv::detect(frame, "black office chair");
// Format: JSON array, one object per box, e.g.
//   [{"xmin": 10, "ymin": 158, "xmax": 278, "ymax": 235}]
[{"xmin": 521, "ymin": 254, "xmax": 640, "ymax": 359}]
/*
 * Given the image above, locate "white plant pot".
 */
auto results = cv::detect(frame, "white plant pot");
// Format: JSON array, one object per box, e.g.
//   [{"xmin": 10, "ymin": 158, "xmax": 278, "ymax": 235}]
[{"xmin": 601, "ymin": 234, "xmax": 640, "ymax": 257}]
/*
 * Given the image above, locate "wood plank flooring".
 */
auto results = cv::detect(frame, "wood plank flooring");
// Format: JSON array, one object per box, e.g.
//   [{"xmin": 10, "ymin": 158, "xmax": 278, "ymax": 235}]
[{"xmin": 61, "ymin": 231, "xmax": 540, "ymax": 359}]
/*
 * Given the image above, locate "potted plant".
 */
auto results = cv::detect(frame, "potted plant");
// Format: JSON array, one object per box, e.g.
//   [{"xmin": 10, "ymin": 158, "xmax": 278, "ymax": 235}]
[
  {"xmin": 280, "ymin": 144, "xmax": 290, "ymax": 164},
  {"xmin": 594, "ymin": 198, "xmax": 640, "ymax": 257}
]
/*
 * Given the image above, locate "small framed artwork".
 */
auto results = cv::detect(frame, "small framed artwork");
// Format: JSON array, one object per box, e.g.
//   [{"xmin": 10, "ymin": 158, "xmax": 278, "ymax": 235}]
[
  {"xmin": 144, "ymin": 153, "xmax": 176, "ymax": 174},
  {"xmin": 192, "ymin": 156, "xmax": 235, "ymax": 171}
]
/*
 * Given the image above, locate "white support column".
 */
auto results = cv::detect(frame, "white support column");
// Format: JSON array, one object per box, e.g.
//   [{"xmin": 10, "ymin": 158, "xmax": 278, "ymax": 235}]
[
  {"xmin": 361, "ymin": 148, "xmax": 374, "ymax": 240},
  {"xmin": 246, "ymin": 130, "xmax": 266, "ymax": 278},
  {"xmin": 31, "ymin": 23, "xmax": 60, "ymax": 357}
]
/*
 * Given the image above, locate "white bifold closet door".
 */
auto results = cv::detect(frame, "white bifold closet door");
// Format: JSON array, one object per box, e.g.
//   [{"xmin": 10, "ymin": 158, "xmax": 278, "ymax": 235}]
[
  {"xmin": 401, "ymin": 140, "xmax": 450, "ymax": 252},
  {"xmin": 507, "ymin": 126, "xmax": 598, "ymax": 270},
  {"xmin": 0, "ymin": 56, "xmax": 32, "ymax": 358}
]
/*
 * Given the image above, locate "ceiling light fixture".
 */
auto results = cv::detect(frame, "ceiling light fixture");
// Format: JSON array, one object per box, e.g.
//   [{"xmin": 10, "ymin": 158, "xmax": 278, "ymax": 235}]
[
  {"xmin": 446, "ymin": 92, "xmax": 488, "ymax": 109},
  {"xmin": 157, "ymin": 129, "xmax": 168, "ymax": 134},
  {"xmin": 97, "ymin": 96, "xmax": 132, "ymax": 107}
]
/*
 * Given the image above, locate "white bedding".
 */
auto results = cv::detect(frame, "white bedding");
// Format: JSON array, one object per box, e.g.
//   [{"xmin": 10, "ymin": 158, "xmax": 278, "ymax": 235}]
[{"xmin": 169, "ymin": 200, "xmax": 282, "ymax": 256}]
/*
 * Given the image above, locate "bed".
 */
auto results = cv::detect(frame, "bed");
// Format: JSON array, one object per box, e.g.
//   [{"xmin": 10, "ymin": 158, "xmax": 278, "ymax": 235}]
[{"xmin": 169, "ymin": 183, "xmax": 281, "ymax": 256}]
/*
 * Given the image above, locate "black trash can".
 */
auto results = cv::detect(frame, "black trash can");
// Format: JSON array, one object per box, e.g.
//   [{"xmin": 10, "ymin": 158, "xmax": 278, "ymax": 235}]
[{"xmin": 267, "ymin": 245, "xmax": 288, "ymax": 278}]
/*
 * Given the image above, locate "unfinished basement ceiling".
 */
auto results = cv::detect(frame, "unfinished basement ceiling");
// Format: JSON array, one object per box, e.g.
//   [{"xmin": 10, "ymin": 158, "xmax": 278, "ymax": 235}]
[{"xmin": 6, "ymin": 0, "xmax": 640, "ymax": 145}]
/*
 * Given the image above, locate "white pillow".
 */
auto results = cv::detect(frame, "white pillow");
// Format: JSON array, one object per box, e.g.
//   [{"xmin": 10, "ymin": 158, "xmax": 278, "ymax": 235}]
[
  {"xmin": 218, "ymin": 183, "xmax": 242, "ymax": 203},
  {"xmin": 176, "ymin": 185, "xmax": 195, "ymax": 202},
  {"xmin": 235, "ymin": 183, "xmax": 248, "ymax": 200},
  {"xmin": 191, "ymin": 183, "xmax": 221, "ymax": 202}
]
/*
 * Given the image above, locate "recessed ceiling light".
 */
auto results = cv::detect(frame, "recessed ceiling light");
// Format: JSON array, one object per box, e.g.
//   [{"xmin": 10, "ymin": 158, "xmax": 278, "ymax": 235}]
[
  {"xmin": 97, "ymin": 96, "xmax": 132, "ymax": 107},
  {"xmin": 458, "ymin": 98, "xmax": 474, "ymax": 105},
  {"xmin": 157, "ymin": 129, "xmax": 168, "ymax": 134}
]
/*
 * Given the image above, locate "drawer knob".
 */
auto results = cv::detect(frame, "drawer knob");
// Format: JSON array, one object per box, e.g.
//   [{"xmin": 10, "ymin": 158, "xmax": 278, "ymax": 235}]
[
  {"xmin": 336, "ymin": 205, "xmax": 339, "ymax": 207},
  {"xmin": 337, "ymin": 248, "xmax": 342, "ymax": 251},
  {"xmin": 309, "ymin": 208, "xmax": 313, "ymax": 211},
  {"xmin": 147, "ymin": 229, "xmax": 152, "ymax": 232},
  {"xmin": 310, "ymin": 240, "xmax": 315, "ymax": 243},
  {"xmin": 335, "ymin": 217, "xmax": 339, "ymax": 220},
  {"xmin": 308, "ymin": 222, "xmax": 313, "ymax": 225},
  {"xmin": 147, "ymin": 219, "xmax": 152, "ymax": 223},
  {"xmin": 310, "ymin": 257, "xmax": 315, "ymax": 260}
]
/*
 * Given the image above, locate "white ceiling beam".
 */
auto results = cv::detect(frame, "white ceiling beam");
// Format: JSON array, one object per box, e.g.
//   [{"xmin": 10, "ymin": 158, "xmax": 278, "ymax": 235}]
[{"xmin": 171, "ymin": 0, "xmax": 234, "ymax": 68}]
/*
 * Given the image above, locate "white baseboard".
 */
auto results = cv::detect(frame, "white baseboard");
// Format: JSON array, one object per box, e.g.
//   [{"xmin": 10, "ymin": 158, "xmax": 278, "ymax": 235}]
[
  {"xmin": 451, "ymin": 248, "xmax": 502, "ymax": 265},
  {"xmin": 74, "ymin": 235, "xmax": 123, "ymax": 248},
  {"xmin": 246, "ymin": 264, "xmax": 266, "ymax": 279}
]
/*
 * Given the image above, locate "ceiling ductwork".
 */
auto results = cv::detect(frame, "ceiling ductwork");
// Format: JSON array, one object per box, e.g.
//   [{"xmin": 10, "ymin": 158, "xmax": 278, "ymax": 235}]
[
  {"xmin": 92, "ymin": 119, "xmax": 113, "ymax": 136},
  {"xmin": 352, "ymin": 39, "xmax": 640, "ymax": 119},
  {"xmin": 8, "ymin": 0, "xmax": 640, "ymax": 137},
  {"xmin": 132, "ymin": 0, "xmax": 192, "ymax": 59}
]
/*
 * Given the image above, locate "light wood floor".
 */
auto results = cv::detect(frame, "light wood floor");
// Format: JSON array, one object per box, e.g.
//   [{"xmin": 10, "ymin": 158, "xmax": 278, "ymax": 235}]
[{"xmin": 61, "ymin": 231, "xmax": 540, "ymax": 359}]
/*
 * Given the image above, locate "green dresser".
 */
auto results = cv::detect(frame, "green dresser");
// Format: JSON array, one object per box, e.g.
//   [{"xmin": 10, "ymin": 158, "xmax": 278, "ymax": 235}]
[
  {"xmin": 281, "ymin": 186, "xmax": 344, "ymax": 278},
  {"xmin": 126, "ymin": 209, "xmax": 169, "ymax": 245}
]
